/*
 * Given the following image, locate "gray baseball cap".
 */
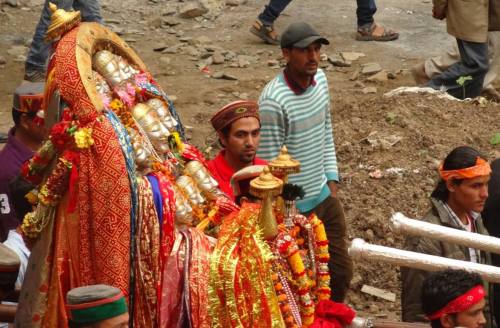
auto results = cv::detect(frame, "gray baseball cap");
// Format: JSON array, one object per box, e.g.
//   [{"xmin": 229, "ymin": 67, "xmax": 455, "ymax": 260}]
[{"xmin": 280, "ymin": 22, "xmax": 330, "ymax": 49}]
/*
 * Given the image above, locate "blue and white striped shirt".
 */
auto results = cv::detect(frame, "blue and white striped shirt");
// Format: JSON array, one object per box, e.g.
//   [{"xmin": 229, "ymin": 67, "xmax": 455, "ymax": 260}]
[{"xmin": 257, "ymin": 69, "xmax": 338, "ymax": 212}]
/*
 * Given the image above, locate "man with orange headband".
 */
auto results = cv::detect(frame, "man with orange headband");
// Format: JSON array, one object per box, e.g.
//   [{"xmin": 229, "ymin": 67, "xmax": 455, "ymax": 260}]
[
  {"xmin": 422, "ymin": 269, "xmax": 488, "ymax": 328},
  {"xmin": 207, "ymin": 100, "xmax": 267, "ymax": 201},
  {"xmin": 402, "ymin": 146, "xmax": 495, "ymax": 326}
]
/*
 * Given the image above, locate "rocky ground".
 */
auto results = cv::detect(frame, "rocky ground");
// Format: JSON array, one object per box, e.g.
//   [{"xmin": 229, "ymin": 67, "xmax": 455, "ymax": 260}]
[{"xmin": 1, "ymin": 0, "xmax": 500, "ymax": 321}]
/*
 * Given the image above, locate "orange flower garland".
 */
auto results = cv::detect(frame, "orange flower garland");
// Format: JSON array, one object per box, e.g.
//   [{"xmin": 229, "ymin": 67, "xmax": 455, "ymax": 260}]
[{"xmin": 310, "ymin": 214, "xmax": 331, "ymax": 301}]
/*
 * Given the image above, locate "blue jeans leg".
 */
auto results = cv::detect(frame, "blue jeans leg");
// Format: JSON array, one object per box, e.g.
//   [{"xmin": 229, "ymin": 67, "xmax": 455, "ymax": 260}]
[
  {"xmin": 356, "ymin": 0, "xmax": 377, "ymax": 28},
  {"xmin": 427, "ymin": 39, "xmax": 489, "ymax": 99},
  {"xmin": 257, "ymin": 0, "xmax": 292, "ymax": 26},
  {"xmin": 25, "ymin": 0, "xmax": 102, "ymax": 74}
]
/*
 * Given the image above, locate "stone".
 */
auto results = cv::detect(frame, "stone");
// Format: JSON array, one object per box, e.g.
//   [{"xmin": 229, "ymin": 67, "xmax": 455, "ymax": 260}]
[
  {"xmin": 367, "ymin": 70, "xmax": 388, "ymax": 83},
  {"xmin": 163, "ymin": 17, "xmax": 181, "ymax": 26},
  {"xmin": 361, "ymin": 62, "xmax": 382, "ymax": 76},
  {"xmin": 226, "ymin": 0, "xmax": 240, "ymax": 6},
  {"xmin": 362, "ymin": 86, "xmax": 378, "ymax": 94},
  {"xmin": 153, "ymin": 43, "xmax": 171, "ymax": 52},
  {"xmin": 6, "ymin": 45, "xmax": 28, "ymax": 57},
  {"xmin": 211, "ymin": 52, "xmax": 225, "ymax": 64},
  {"xmin": 237, "ymin": 55, "xmax": 252, "ymax": 68},
  {"xmin": 212, "ymin": 71, "xmax": 238, "ymax": 80},
  {"xmin": 5, "ymin": 0, "xmax": 18, "ymax": 7},
  {"xmin": 179, "ymin": 36, "xmax": 193, "ymax": 42},
  {"xmin": 162, "ymin": 45, "xmax": 182, "ymax": 54},
  {"xmin": 159, "ymin": 56, "xmax": 171, "ymax": 66},
  {"xmin": 0, "ymin": 56, "xmax": 6, "ymax": 65},
  {"xmin": 178, "ymin": 2, "xmax": 207, "ymax": 18},
  {"xmin": 350, "ymin": 69, "xmax": 360, "ymax": 81},
  {"xmin": 328, "ymin": 54, "xmax": 351, "ymax": 67},
  {"xmin": 340, "ymin": 51, "xmax": 365, "ymax": 62},
  {"xmin": 198, "ymin": 0, "xmax": 225, "ymax": 16},
  {"xmin": 320, "ymin": 53, "xmax": 328, "ymax": 62},
  {"xmin": 212, "ymin": 71, "xmax": 225, "ymax": 79},
  {"xmin": 184, "ymin": 45, "xmax": 200, "ymax": 57},
  {"xmin": 149, "ymin": 16, "xmax": 163, "ymax": 29},
  {"xmin": 354, "ymin": 81, "xmax": 365, "ymax": 88},
  {"xmin": 189, "ymin": 35, "xmax": 212, "ymax": 45}
]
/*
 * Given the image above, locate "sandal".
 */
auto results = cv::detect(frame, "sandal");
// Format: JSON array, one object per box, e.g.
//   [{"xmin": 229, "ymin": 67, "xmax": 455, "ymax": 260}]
[
  {"xmin": 250, "ymin": 20, "xmax": 280, "ymax": 45},
  {"xmin": 356, "ymin": 23, "xmax": 399, "ymax": 42}
]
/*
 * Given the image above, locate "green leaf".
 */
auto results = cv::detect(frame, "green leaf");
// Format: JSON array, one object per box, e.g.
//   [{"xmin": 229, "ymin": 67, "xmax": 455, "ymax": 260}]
[
  {"xmin": 490, "ymin": 133, "xmax": 500, "ymax": 145},
  {"xmin": 456, "ymin": 75, "xmax": 473, "ymax": 87}
]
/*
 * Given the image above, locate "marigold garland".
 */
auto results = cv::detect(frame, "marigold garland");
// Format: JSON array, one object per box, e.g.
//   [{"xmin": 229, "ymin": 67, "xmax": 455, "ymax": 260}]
[{"xmin": 310, "ymin": 214, "xmax": 331, "ymax": 301}]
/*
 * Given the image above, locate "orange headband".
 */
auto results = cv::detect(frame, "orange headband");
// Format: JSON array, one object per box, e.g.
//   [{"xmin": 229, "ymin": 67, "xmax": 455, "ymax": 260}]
[{"xmin": 439, "ymin": 157, "xmax": 491, "ymax": 181}]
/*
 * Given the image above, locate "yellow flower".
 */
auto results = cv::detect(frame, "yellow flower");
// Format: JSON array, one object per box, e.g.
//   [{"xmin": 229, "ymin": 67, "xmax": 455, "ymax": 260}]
[{"xmin": 74, "ymin": 128, "xmax": 94, "ymax": 149}]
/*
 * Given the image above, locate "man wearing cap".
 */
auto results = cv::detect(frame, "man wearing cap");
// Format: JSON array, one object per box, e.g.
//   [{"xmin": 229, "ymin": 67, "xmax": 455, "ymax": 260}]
[
  {"xmin": 421, "ymin": 269, "xmax": 488, "ymax": 328},
  {"xmin": 66, "ymin": 285, "xmax": 128, "ymax": 327},
  {"xmin": 257, "ymin": 22, "xmax": 353, "ymax": 302},
  {"xmin": 208, "ymin": 100, "xmax": 267, "ymax": 201},
  {"xmin": 0, "ymin": 82, "xmax": 48, "ymax": 242}
]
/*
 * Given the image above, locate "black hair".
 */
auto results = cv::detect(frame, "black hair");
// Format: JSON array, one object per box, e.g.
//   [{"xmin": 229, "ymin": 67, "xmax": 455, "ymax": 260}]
[
  {"xmin": 12, "ymin": 108, "xmax": 36, "ymax": 126},
  {"xmin": 218, "ymin": 124, "xmax": 231, "ymax": 148},
  {"xmin": 421, "ymin": 269, "xmax": 483, "ymax": 328},
  {"xmin": 431, "ymin": 146, "xmax": 485, "ymax": 201}
]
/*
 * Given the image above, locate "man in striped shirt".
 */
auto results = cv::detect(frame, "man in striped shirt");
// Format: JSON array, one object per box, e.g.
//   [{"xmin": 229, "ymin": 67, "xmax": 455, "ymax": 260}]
[{"xmin": 257, "ymin": 22, "xmax": 353, "ymax": 302}]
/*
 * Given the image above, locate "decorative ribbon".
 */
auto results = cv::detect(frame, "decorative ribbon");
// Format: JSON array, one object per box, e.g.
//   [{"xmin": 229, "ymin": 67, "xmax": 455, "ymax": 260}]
[
  {"xmin": 427, "ymin": 285, "xmax": 485, "ymax": 320},
  {"xmin": 439, "ymin": 157, "xmax": 491, "ymax": 181}
]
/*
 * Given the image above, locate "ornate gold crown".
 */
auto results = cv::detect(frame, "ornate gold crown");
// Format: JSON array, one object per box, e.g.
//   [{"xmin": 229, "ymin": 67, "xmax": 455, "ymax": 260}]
[{"xmin": 45, "ymin": 2, "xmax": 81, "ymax": 42}]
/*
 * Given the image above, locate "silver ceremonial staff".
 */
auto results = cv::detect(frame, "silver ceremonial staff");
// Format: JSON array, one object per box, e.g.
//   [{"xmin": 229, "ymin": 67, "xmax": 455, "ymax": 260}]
[
  {"xmin": 348, "ymin": 238, "xmax": 500, "ymax": 283},
  {"xmin": 391, "ymin": 212, "xmax": 500, "ymax": 255}
]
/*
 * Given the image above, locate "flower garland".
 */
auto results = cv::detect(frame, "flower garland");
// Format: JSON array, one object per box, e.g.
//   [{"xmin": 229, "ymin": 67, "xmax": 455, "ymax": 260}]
[
  {"xmin": 21, "ymin": 141, "xmax": 57, "ymax": 185},
  {"xmin": 310, "ymin": 214, "xmax": 331, "ymax": 301},
  {"xmin": 276, "ymin": 233, "xmax": 315, "ymax": 326}
]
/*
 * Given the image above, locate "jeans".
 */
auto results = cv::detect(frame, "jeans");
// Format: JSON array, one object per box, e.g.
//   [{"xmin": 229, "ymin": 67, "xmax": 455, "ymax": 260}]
[
  {"xmin": 357, "ymin": 0, "xmax": 377, "ymax": 27},
  {"xmin": 25, "ymin": 0, "xmax": 102, "ymax": 74},
  {"xmin": 427, "ymin": 38, "xmax": 489, "ymax": 99},
  {"xmin": 304, "ymin": 196, "xmax": 353, "ymax": 302},
  {"xmin": 258, "ymin": 0, "xmax": 377, "ymax": 27}
]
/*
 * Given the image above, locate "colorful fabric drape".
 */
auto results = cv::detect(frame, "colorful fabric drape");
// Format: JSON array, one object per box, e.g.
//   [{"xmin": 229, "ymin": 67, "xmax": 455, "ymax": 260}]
[
  {"xmin": 133, "ymin": 177, "xmax": 161, "ymax": 328},
  {"xmin": 209, "ymin": 203, "xmax": 284, "ymax": 328}
]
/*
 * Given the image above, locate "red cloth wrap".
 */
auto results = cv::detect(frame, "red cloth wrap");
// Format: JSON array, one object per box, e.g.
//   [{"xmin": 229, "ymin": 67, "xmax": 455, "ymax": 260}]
[
  {"xmin": 310, "ymin": 300, "xmax": 356, "ymax": 328},
  {"xmin": 427, "ymin": 285, "xmax": 485, "ymax": 320}
]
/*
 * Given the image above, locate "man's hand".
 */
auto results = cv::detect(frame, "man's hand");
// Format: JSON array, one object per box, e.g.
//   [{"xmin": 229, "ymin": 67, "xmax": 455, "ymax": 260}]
[
  {"xmin": 432, "ymin": 6, "xmax": 446, "ymax": 20},
  {"xmin": 328, "ymin": 181, "xmax": 338, "ymax": 198}
]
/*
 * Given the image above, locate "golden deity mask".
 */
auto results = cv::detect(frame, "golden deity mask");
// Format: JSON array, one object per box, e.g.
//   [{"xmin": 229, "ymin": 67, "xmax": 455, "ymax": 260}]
[
  {"xmin": 92, "ymin": 50, "xmax": 137, "ymax": 87},
  {"xmin": 176, "ymin": 175, "xmax": 205, "ymax": 207},
  {"xmin": 131, "ymin": 103, "xmax": 171, "ymax": 153},
  {"xmin": 146, "ymin": 98, "xmax": 178, "ymax": 131},
  {"xmin": 184, "ymin": 160, "xmax": 220, "ymax": 200}
]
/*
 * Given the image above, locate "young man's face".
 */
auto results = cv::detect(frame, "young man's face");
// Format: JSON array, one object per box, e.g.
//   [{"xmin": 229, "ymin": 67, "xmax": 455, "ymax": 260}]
[
  {"xmin": 441, "ymin": 299, "xmax": 486, "ymax": 328},
  {"xmin": 283, "ymin": 41, "xmax": 322, "ymax": 78},
  {"xmin": 219, "ymin": 116, "xmax": 260, "ymax": 166},
  {"xmin": 447, "ymin": 175, "xmax": 490, "ymax": 213}
]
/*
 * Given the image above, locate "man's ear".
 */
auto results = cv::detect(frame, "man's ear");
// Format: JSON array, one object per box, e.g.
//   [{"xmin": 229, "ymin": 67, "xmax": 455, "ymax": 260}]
[
  {"xmin": 445, "ymin": 179, "xmax": 456, "ymax": 193},
  {"xmin": 19, "ymin": 114, "xmax": 32, "ymax": 130},
  {"xmin": 440, "ymin": 314, "xmax": 455, "ymax": 328},
  {"xmin": 282, "ymin": 48, "xmax": 291, "ymax": 62},
  {"xmin": 217, "ymin": 131, "xmax": 227, "ymax": 148}
]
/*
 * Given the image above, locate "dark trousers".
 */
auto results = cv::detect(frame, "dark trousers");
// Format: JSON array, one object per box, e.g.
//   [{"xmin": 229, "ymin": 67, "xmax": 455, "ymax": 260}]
[
  {"xmin": 304, "ymin": 196, "xmax": 353, "ymax": 302},
  {"xmin": 357, "ymin": 0, "xmax": 377, "ymax": 27},
  {"xmin": 427, "ymin": 38, "xmax": 489, "ymax": 99},
  {"xmin": 258, "ymin": 0, "xmax": 377, "ymax": 27},
  {"xmin": 25, "ymin": 0, "xmax": 102, "ymax": 73}
]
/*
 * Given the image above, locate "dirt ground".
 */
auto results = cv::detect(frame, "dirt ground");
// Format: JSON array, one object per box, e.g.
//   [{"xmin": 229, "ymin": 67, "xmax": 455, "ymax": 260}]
[{"xmin": 1, "ymin": 0, "xmax": 500, "ymax": 321}]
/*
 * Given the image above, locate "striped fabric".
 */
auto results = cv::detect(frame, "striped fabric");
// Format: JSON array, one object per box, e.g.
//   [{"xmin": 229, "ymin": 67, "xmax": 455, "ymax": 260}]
[{"xmin": 257, "ymin": 69, "xmax": 338, "ymax": 213}]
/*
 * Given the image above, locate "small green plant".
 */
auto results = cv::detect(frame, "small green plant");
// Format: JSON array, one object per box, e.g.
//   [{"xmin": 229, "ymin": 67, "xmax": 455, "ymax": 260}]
[
  {"xmin": 456, "ymin": 75, "xmax": 473, "ymax": 99},
  {"xmin": 490, "ymin": 133, "xmax": 500, "ymax": 145}
]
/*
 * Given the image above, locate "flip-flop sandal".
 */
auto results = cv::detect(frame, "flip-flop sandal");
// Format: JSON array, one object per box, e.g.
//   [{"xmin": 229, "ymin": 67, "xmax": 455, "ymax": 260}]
[
  {"xmin": 250, "ymin": 20, "xmax": 280, "ymax": 45},
  {"xmin": 356, "ymin": 23, "xmax": 399, "ymax": 42}
]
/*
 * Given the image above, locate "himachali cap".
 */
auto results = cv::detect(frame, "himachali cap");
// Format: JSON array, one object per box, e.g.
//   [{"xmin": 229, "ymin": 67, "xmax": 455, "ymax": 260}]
[
  {"xmin": 210, "ymin": 100, "xmax": 259, "ymax": 132},
  {"xmin": 0, "ymin": 244, "xmax": 20, "ymax": 291},
  {"xmin": 280, "ymin": 21, "xmax": 330, "ymax": 49},
  {"xmin": 12, "ymin": 82, "xmax": 45, "ymax": 114},
  {"xmin": 231, "ymin": 165, "xmax": 266, "ymax": 197},
  {"xmin": 66, "ymin": 285, "xmax": 127, "ymax": 324}
]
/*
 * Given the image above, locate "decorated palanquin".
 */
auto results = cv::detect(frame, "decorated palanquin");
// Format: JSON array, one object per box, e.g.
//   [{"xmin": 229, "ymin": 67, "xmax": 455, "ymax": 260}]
[
  {"xmin": 209, "ymin": 150, "xmax": 332, "ymax": 328},
  {"xmin": 15, "ymin": 4, "xmax": 237, "ymax": 328},
  {"xmin": 15, "ymin": 4, "xmax": 336, "ymax": 328}
]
